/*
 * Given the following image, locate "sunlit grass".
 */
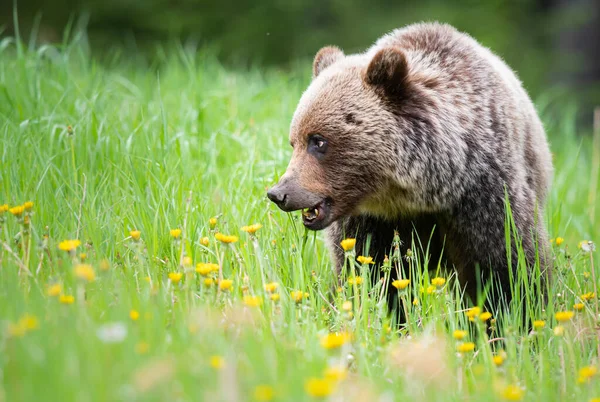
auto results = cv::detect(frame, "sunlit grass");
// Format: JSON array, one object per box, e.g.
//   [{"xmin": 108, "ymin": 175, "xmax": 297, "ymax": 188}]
[{"xmin": 0, "ymin": 35, "xmax": 599, "ymax": 401}]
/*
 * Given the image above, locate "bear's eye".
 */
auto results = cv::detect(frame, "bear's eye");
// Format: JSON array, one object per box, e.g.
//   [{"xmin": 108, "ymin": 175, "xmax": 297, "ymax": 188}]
[{"xmin": 308, "ymin": 134, "xmax": 328, "ymax": 158}]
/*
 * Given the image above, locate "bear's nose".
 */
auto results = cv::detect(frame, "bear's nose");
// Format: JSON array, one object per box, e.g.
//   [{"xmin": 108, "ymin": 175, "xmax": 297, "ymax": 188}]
[{"xmin": 267, "ymin": 186, "xmax": 287, "ymax": 207}]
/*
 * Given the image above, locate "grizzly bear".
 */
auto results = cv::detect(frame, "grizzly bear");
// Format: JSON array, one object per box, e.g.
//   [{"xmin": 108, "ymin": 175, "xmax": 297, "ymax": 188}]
[{"xmin": 267, "ymin": 22, "xmax": 553, "ymax": 315}]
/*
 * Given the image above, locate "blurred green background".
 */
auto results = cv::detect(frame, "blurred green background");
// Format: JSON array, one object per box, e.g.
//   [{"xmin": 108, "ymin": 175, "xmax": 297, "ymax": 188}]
[{"xmin": 2, "ymin": 0, "xmax": 599, "ymax": 127}]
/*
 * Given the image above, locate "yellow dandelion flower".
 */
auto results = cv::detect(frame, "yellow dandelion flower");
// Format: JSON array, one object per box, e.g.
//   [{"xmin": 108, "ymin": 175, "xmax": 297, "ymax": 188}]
[
  {"xmin": 168, "ymin": 272, "xmax": 183, "ymax": 283},
  {"xmin": 493, "ymin": 354, "xmax": 505, "ymax": 366},
  {"xmin": 58, "ymin": 239, "xmax": 81, "ymax": 252},
  {"xmin": 533, "ymin": 320, "xmax": 546, "ymax": 330},
  {"xmin": 324, "ymin": 366, "xmax": 347, "ymax": 382},
  {"xmin": 74, "ymin": 264, "xmax": 95, "ymax": 282},
  {"xmin": 79, "ymin": 253, "xmax": 87, "ymax": 261},
  {"xmin": 426, "ymin": 285, "xmax": 435, "ymax": 294},
  {"xmin": 9, "ymin": 205, "xmax": 25, "ymax": 217},
  {"xmin": 59, "ymin": 294, "xmax": 75, "ymax": 304},
  {"xmin": 574, "ymin": 303, "xmax": 585, "ymax": 311},
  {"xmin": 170, "ymin": 229, "xmax": 182, "ymax": 239},
  {"xmin": 320, "ymin": 332, "xmax": 351, "ymax": 349},
  {"xmin": 243, "ymin": 295, "xmax": 263, "ymax": 307},
  {"xmin": 340, "ymin": 238, "xmax": 356, "ymax": 251},
  {"xmin": 182, "ymin": 256, "xmax": 193, "ymax": 267},
  {"xmin": 264, "ymin": 282, "xmax": 279, "ymax": 293},
  {"xmin": 412, "ymin": 298, "xmax": 419, "ymax": 306},
  {"xmin": 391, "ymin": 279, "xmax": 410, "ymax": 290},
  {"xmin": 555, "ymin": 311, "xmax": 574, "ymax": 322},
  {"xmin": 431, "ymin": 277, "xmax": 446, "ymax": 287},
  {"xmin": 554, "ymin": 325, "xmax": 565, "ymax": 336},
  {"xmin": 457, "ymin": 342, "xmax": 475, "ymax": 353},
  {"xmin": 219, "ymin": 279, "xmax": 233, "ymax": 291},
  {"xmin": 253, "ymin": 385, "xmax": 275, "ymax": 401},
  {"xmin": 589, "ymin": 399, "xmax": 600, "ymax": 402},
  {"xmin": 555, "ymin": 237, "xmax": 564, "ymax": 246},
  {"xmin": 200, "ymin": 236, "xmax": 210, "ymax": 246},
  {"xmin": 342, "ymin": 301, "xmax": 352, "ymax": 311},
  {"xmin": 579, "ymin": 366, "xmax": 598, "ymax": 383},
  {"xmin": 209, "ymin": 355, "xmax": 224, "ymax": 370},
  {"xmin": 100, "ymin": 259, "xmax": 110, "ymax": 271},
  {"xmin": 582, "ymin": 292, "xmax": 596, "ymax": 302},
  {"xmin": 215, "ymin": 232, "xmax": 239, "ymax": 244},
  {"xmin": 23, "ymin": 201, "xmax": 34, "ymax": 210},
  {"xmin": 130, "ymin": 230, "xmax": 141, "ymax": 241},
  {"xmin": 500, "ymin": 384, "xmax": 524, "ymax": 401},
  {"xmin": 135, "ymin": 342, "xmax": 150, "ymax": 355},
  {"xmin": 196, "ymin": 263, "xmax": 219, "ymax": 276},
  {"xmin": 453, "ymin": 330, "xmax": 468, "ymax": 340},
  {"xmin": 47, "ymin": 283, "xmax": 62, "ymax": 297},
  {"xmin": 291, "ymin": 290, "xmax": 307, "ymax": 303},
  {"xmin": 203, "ymin": 278, "xmax": 215, "ymax": 287},
  {"xmin": 19, "ymin": 314, "xmax": 39, "ymax": 331},
  {"xmin": 356, "ymin": 255, "xmax": 374, "ymax": 264},
  {"xmin": 0, "ymin": 204, "xmax": 8, "ymax": 213},
  {"xmin": 209, "ymin": 217, "xmax": 218, "ymax": 229},
  {"xmin": 130, "ymin": 310, "xmax": 140, "ymax": 321},
  {"xmin": 479, "ymin": 312, "xmax": 493, "ymax": 321},
  {"xmin": 305, "ymin": 377, "xmax": 335, "ymax": 398},
  {"xmin": 347, "ymin": 276, "xmax": 363, "ymax": 286},
  {"xmin": 241, "ymin": 223, "xmax": 262, "ymax": 234},
  {"xmin": 270, "ymin": 293, "xmax": 280, "ymax": 302},
  {"xmin": 466, "ymin": 307, "xmax": 482, "ymax": 321}
]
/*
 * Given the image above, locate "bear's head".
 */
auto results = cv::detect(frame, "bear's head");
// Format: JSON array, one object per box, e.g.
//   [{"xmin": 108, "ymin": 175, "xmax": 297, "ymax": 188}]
[{"xmin": 268, "ymin": 45, "xmax": 413, "ymax": 230}]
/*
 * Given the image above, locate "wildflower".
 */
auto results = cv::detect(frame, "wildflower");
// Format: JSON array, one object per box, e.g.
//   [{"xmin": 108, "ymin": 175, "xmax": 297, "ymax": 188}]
[
  {"xmin": 264, "ymin": 282, "xmax": 279, "ymax": 293},
  {"xmin": 74, "ymin": 264, "xmax": 96, "ymax": 282},
  {"xmin": 170, "ymin": 229, "xmax": 182, "ymax": 239},
  {"xmin": 340, "ymin": 238, "xmax": 356, "ymax": 251},
  {"xmin": 253, "ymin": 385, "xmax": 275, "ymax": 401},
  {"xmin": 200, "ymin": 237, "xmax": 209, "ymax": 246},
  {"xmin": 23, "ymin": 201, "xmax": 34, "ymax": 210},
  {"xmin": 555, "ymin": 311, "xmax": 574, "ymax": 322},
  {"xmin": 431, "ymin": 277, "xmax": 446, "ymax": 287},
  {"xmin": 9, "ymin": 205, "xmax": 25, "ymax": 217},
  {"xmin": 209, "ymin": 217, "xmax": 218, "ymax": 229},
  {"xmin": 130, "ymin": 230, "xmax": 141, "ymax": 241},
  {"xmin": 135, "ymin": 342, "xmax": 150, "ymax": 355},
  {"xmin": 457, "ymin": 342, "xmax": 475, "ymax": 353},
  {"xmin": 553, "ymin": 325, "xmax": 565, "ymax": 336},
  {"xmin": 412, "ymin": 298, "xmax": 419, "ymax": 306},
  {"xmin": 209, "ymin": 355, "xmax": 224, "ymax": 370},
  {"xmin": 479, "ymin": 312, "xmax": 493, "ymax": 321},
  {"xmin": 582, "ymin": 292, "xmax": 596, "ymax": 302},
  {"xmin": 130, "ymin": 310, "xmax": 140, "ymax": 321},
  {"xmin": 392, "ymin": 279, "xmax": 410, "ymax": 290},
  {"xmin": 555, "ymin": 237, "xmax": 564, "ymax": 246},
  {"xmin": 100, "ymin": 260, "xmax": 110, "ymax": 271},
  {"xmin": 493, "ymin": 354, "xmax": 505, "ymax": 367},
  {"xmin": 305, "ymin": 377, "xmax": 335, "ymax": 397},
  {"xmin": 426, "ymin": 285, "xmax": 435, "ymax": 294},
  {"xmin": 291, "ymin": 290, "xmax": 308, "ymax": 303},
  {"xmin": 241, "ymin": 223, "xmax": 262, "ymax": 234},
  {"xmin": 347, "ymin": 276, "xmax": 363, "ymax": 286},
  {"xmin": 579, "ymin": 240, "xmax": 596, "ymax": 253},
  {"xmin": 320, "ymin": 332, "xmax": 351, "ymax": 349},
  {"xmin": 47, "ymin": 283, "xmax": 62, "ymax": 297},
  {"xmin": 574, "ymin": 303, "xmax": 585, "ymax": 311},
  {"xmin": 324, "ymin": 366, "xmax": 347, "ymax": 382},
  {"xmin": 215, "ymin": 233, "xmax": 239, "ymax": 244},
  {"xmin": 356, "ymin": 256, "xmax": 374, "ymax": 264},
  {"xmin": 0, "ymin": 204, "xmax": 8, "ymax": 213},
  {"xmin": 58, "ymin": 239, "xmax": 81, "ymax": 252},
  {"xmin": 342, "ymin": 301, "xmax": 352, "ymax": 311},
  {"xmin": 466, "ymin": 307, "xmax": 482, "ymax": 322},
  {"xmin": 578, "ymin": 366, "xmax": 598, "ymax": 383},
  {"xmin": 219, "ymin": 279, "xmax": 233, "ymax": 291},
  {"xmin": 500, "ymin": 384, "xmax": 524, "ymax": 401},
  {"xmin": 168, "ymin": 272, "xmax": 183, "ymax": 283},
  {"xmin": 243, "ymin": 295, "xmax": 263, "ymax": 307},
  {"xmin": 59, "ymin": 294, "xmax": 75, "ymax": 304},
  {"xmin": 533, "ymin": 320, "xmax": 546, "ymax": 330},
  {"xmin": 196, "ymin": 263, "xmax": 219, "ymax": 276},
  {"xmin": 203, "ymin": 278, "xmax": 214, "ymax": 287},
  {"xmin": 79, "ymin": 253, "xmax": 87, "ymax": 261},
  {"xmin": 453, "ymin": 330, "xmax": 467, "ymax": 340},
  {"xmin": 270, "ymin": 293, "xmax": 280, "ymax": 302},
  {"xmin": 182, "ymin": 256, "xmax": 193, "ymax": 267}
]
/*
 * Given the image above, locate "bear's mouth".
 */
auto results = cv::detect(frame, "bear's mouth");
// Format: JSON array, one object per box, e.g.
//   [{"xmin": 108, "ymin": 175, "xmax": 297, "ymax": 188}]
[{"xmin": 301, "ymin": 199, "xmax": 331, "ymax": 230}]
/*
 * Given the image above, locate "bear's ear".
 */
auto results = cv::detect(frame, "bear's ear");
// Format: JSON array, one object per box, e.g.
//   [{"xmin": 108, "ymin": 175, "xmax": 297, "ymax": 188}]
[
  {"xmin": 365, "ymin": 47, "xmax": 409, "ymax": 95},
  {"xmin": 313, "ymin": 46, "xmax": 344, "ymax": 78}
]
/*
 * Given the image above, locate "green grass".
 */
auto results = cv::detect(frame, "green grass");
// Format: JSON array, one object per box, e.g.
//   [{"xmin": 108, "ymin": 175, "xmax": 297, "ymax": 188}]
[{"xmin": 0, "ymin": 35, "xmax": 599, "ymax": 402}]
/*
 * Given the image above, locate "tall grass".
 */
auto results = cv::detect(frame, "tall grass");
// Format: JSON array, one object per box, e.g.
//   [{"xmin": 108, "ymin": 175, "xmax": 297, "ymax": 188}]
[{"xmin": 0, "ymin": 35, "xmax": 599, "ymax": 402}]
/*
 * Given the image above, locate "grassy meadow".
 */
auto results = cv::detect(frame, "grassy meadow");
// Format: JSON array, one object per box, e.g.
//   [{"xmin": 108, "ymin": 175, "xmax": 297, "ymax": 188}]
[{"xmin": 0, "ymin": 35, "xmax": 600, "ymax": 402}]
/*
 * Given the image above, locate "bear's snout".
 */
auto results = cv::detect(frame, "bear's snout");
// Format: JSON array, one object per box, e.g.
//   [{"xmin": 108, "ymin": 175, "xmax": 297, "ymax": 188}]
[{"xmin": 267, "ymin": 179, "xmax": 320, "ymax": 212}]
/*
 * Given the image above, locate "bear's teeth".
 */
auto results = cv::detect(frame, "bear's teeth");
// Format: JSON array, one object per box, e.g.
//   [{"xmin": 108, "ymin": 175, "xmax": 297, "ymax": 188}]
[{"xmin": 314, "ymin": 208, "xmax": 319, "ymax": 216}]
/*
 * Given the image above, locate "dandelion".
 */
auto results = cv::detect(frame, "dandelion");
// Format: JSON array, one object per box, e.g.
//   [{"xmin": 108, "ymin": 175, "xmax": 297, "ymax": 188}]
[
  {"xmin": 59, "ymin": 294, "xmax": 75, "ymax": 304},
  {"xmin": 182, "ymin": 256, "xmax": 193, "ymax": 267},
  {"xmin": 9, "ymin": 205, "xmax": 25, "ymax": 217},
  {"xmin": 493, "ymin": 354, "xmax": 505, "ymax": 367},
  {"xmin": 342, "ymin": 301, "xmax": 352, "ymax": 311},
  {"xmin": 58, "ymin": 239, "xmax": 81, "ymax": 252},
  {"xmin": 130, "ymin": 230, "xmax": 141, "ymax": 241},
  {"xmin": 168, "ymin": 272, "xmax": 183, "ymax": 283},
  {"xmin": 47, "ymin": 283, "xmax": 62, "ymax": 297},
  {"xmin": 203, "ymin": 278, "xmax": 215, "ymax": 287},
  {"xmin": 264, "ymin": 282, "xmax": 279, "ymax": 293},
  {"xmin": 74, "ymin": 264, "xmax": 96, "ymax": 282},
  {"xmin": 291, "ymin": 290, "xmax": 308, "ymax": 303},
  {"xmin": 320, "ymin": 332, "xmax": 351, "ymax": 349},
  {"xmin": 555, "ymin": 237, "xmax": 564, "ymax": 246},
  {"xmin": 426, "ymin": 285, "xmax": 435, "ymax": 294},
  {"xmin": 466, "ymin": 307, "xmax": 482, "ymax": 322},
  {"xmin": 200, "ymin": 237, "xmax": 210, "ymax": 246},
  {"xmin": 135, "ymin": 342, "xmax": 150, "ymax": 355},
  {"xmin": 431, "ymin": 277, "xmax": 446, "ymax": 287},
  {"xmin": 533, "ymin": 320, "xmax": 546, "ymax": 330},
  {"xmin": 23, "ymin": 201, "xmax": 34, "ymax": 210},
  {"xmin": 479, "ymin": 312, "xmax": 493, "ymax": 321},
  {"xmin": 253, "ymin": 385, "xmax": 275, "ymax": 401},
  {"xmin": 219, "ymin": 279, "xmax": 233, "ymax": 291},
  {"xmin": 305, "ymin": 377, "xmax": 335, "ymax": 398},
  {"xmin": 243, "ymin": 295, "xmax": 263, "ymax": 307},
  {"xmin": 196, "ymin": 263, "xmax": 219, "ymax": 276},
  {"xmin": 209, "ymin": 217, "xmax": 218, "ymax": 229},
  {"xmin": 0, "ymin": 204, "xmax": 8, "ymax": 213},
  {"xmin": 578, "ymin": 366, "xmax": 598, "ymax": 383},
  {"xmin": 170, "ymin": 229, "xmax": 182, "ymax": 239},
  {"xmin": 340, "ymin": 238, "xmax": 356, "ymax": 251},
  {"xmin": 500, "ymin": 384, "xmax": 524, "ymax": 401},
  {"xmin": 241, "ymin": 223, "xmax": 262, "ymax": 234},
  {"xmin": 582, "ymin": 292, "xmax": 596, "ymax": 302},
  {"xmin": 215, "ymin": 233, "xmax": 239, "ymax": 244},
  {"xmin": 553, "ymin": 325, "xmax": 565, "ymax": 336},
  {"xmin": 79, "ymin": 253, "xmax": 87, "ymax": 261},
  {"xmin": 130, "ymin": 310, "xmax": 140, "ymax": 321},
  {"xmin": 412, "ymin": 298, "xmax": 419, "ymax": 306},
  {"xmin": 356, "ymin": 256, "xmax": 374, "ymax": 264},
  {"xmin": 579, "ymin": 240, "xmax": 596, "ymax": 253},
  {"xmin": 209, "ymin": 355, "xmax": 224, "ymax": 370},
  {"xmin": 555, "ymin": 311, "xmax": 574, "ymax": 322},
  {"xmin": 453, "ymin": 330, "xmax": 467, "ymax": 340},
  {"xmin": 457, "ymin": 342, "xmax": 475, "ymax": 353},
  {"xmin": 100, "ymin": 260, "xmax": 110, "ymax": 271},
  {"xmin": 324, "ymin": 366, "xmax": 347, "ymax": 382},
  {"xmin": 392, "ymin": 279, "xmax": 410, "ymax": 290},
  {"xmin": 574, "ymin": 303, "xmax": 585, "ymax": 311},
  {"xmin": 347, "ymin": 276, "xmax": 363, "ymax": 286},
  {"xmin": 270, "ymin": 293, "xmax": 280, "ymax": 302}
]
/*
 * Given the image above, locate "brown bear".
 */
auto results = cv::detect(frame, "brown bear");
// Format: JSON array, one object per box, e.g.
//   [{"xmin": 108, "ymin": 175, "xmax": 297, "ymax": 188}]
[{"xmin": 267, "ymin": 22, "xmax": 553, "ymax": 315}]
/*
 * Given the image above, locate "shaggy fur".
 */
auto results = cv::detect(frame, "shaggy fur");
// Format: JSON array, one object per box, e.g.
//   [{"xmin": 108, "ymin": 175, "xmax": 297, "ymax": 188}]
[{"xmin": 269, "ymin": 22, "xmax": 553, "ymax": 311}]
